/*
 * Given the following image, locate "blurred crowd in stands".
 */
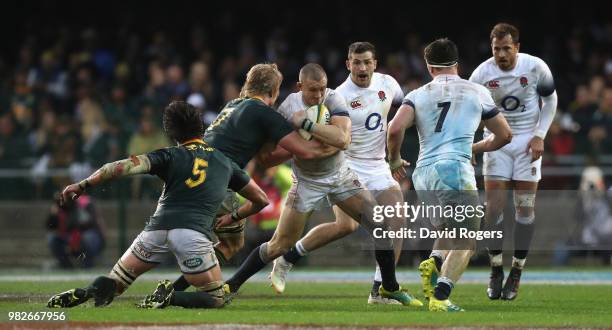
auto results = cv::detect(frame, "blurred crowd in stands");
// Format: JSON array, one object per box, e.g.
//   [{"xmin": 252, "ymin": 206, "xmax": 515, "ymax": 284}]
[{"xmin": 0, "ymin": 3, "xmax": 610, "ymax": 198}]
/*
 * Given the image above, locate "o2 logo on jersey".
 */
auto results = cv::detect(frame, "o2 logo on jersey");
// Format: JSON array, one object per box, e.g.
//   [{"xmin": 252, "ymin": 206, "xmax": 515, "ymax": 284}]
[
  {"xmin": 501, "ymin": 95, "xmax": 526, "ymax": 112},
  {"xmin": 365, "ymin": 113, "xmax": 383, "ymax": 131}
]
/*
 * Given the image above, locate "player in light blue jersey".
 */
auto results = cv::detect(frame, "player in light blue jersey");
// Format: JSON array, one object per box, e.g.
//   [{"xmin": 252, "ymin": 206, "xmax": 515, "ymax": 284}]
[{"xmin": 387, "ymin": 38, "xmax": 512, "ymax": 312}]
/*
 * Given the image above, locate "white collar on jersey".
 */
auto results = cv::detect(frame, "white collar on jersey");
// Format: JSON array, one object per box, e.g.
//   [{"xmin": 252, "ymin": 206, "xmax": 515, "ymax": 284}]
[{"xmin": 432, "ymin": 74, "xmax": 460, "ymax": 82}]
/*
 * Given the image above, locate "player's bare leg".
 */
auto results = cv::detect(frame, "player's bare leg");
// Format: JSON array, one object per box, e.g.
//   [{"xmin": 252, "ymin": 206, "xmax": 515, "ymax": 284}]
[
  {"xmin": 428, "ymin": 238, "xmax": 475, "ymax": 312},
  {"xmin": 215, "ymin": 231, "xmax": 245, "ymax": 263},
  {"xmin": 484, "ymin": 179, "xmax": 510, "ymax": 299},
  {"xmin": 503, "ymin": 180, "xmax": 538, "ymax": 300},
  {"xmin": 225, "ymin": 205, "xmax": 310, "ymax": 293},
  {"xmin": 275, "ymin": 187, "xmax": 406, "ymax": 301},
  {"xmin": 270, "ymin": 205, "xmax": 358, "ymax": 293},
  {"xmin": 334, "ymin": 191, "xmax": 422, "ymax": 307},
  {"xmin": 419, "ymin": 240, "xmax": 450, "ymax": 300},
  {"xmin": 298, "ymin": 206, "xmax": 359, "ymax": 252}
]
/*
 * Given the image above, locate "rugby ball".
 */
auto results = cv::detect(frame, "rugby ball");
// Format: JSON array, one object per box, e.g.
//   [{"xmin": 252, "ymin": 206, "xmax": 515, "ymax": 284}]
[{"xmin": 298, "ymin": 104, "xmax": 331, "ymax": 140}]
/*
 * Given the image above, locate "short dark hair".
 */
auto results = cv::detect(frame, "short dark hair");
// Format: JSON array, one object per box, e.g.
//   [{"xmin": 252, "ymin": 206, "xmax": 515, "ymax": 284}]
[
  {"xmin": 348, "ymin": 42, "xmax": 376, "ymax": 59},
  {"xmin": 424, "ymin": 38, "xmax": 459, "ymax": 67},
  {"xmin": 490, "ymin": 23, "xmax": 520, "ymax": 43},
  {"xmin": 163, "ymin": 101, "xmax": 203, "ymax": 143},
  {"xmin": 299, "ymin": 63, "xmax": 327, "ymax": 82}
]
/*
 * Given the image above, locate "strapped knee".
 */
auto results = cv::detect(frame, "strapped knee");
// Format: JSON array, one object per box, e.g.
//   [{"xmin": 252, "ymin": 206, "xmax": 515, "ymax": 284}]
[
  {"xmin": 109, "ymin": 260, "xmax": 137, "ymax": 293},
  {"xmin": 514, "ymin": 193, "xmax": 535, "ymax": 225},
  {"xmin": 514, "ymin": 193, "xmax": 536, "ymax": 208},
  {"xmin": 195, "ymin": 280, "xmax": 225, "ymax": 307}
]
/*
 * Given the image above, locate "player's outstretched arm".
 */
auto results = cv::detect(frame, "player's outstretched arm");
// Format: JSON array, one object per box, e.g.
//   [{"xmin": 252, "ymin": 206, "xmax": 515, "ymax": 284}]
[
  {"xmin": 216, "ymin": 179, "xmax": 270, "ymax": 228},
  {"xmin": 387, "ymin": 103, "xmax": 414, "ymax": 181},
  {"xmin": 60, "ymin": 155, "xmax": 151, "ymax": 205},
  {"xmin": 473, "ymin": 113, "xmax": 513, "ymax": 154},
  {"xmin": 256, "ymin": 144, "xmax": 293, "ymax": 168}
]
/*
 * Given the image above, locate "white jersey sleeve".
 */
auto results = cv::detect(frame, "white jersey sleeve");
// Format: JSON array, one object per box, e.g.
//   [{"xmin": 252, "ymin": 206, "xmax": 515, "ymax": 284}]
[
  {"xmin": 324, "ymin": 90, "xmax": 350, "ymax": 117},
  {"xmin": 389, "ymin": 76, "xmax": 405, "ymax": 107},
  {"xmin": 477, "ymin": 86, "xmax": 500, "ymax": 120},
  {"xmin": 277, "ymin": 93, "xmax": 298, "ymax": 121},
  {"xmin": 468, "ymin": 62, "xmax": 486, "ymax": 85},
  {"xmin": 534, "ymin": 57, "xmax": 555, "ymax": 97},
  {"xmin": 402, "ymin": 90, "xmax": 417, "ymax": 108}
]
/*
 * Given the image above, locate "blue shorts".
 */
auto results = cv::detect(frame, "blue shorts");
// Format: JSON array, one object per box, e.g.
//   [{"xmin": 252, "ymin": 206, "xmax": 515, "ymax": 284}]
[{"xmin": 412, "ymin": 160, "xmax": 480, "ymax": 229}]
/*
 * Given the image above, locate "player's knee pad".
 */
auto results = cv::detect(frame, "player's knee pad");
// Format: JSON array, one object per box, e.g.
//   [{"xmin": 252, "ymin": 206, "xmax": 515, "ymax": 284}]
[
  {"xmin": 514, "ymin": 193, "xmax": 536, "ymax": 208},
  {"xmin": 109, "ymin": 260, "xmax": 137, "ymax": 293},
  {"xmin": 195, "ymin": 280, "xmax": 225, "ymax": 306},
  {"xmin": 515, "ymin": 213, "xmax": 535, "ymax": 225}
]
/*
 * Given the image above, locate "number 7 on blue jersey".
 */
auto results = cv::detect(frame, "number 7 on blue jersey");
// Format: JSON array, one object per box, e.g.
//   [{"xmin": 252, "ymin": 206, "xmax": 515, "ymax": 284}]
[{"xmin": 434, "ymin": 102, "xmax": 451, "ymax": 132}]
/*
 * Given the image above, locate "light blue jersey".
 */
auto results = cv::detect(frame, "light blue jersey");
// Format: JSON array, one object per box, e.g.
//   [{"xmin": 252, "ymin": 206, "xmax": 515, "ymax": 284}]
[{"xmin": 403, "ymin": 74, "xmax": 499, "ymax": 169}]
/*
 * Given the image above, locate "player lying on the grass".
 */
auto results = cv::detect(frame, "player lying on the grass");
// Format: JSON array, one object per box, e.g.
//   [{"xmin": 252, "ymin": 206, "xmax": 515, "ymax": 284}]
[
  {"xmin": 269, "ymin": 42, "xmax": 410, "ymax": 305},
  {"xmin": 388, "ymin": 38, "xmax": 512, "ymax": 312},
  {"xmin": 47, "ymin": 101, "xmax": 269, "ymax": 309},
  {"xmin": 221, "ymin": 63, "xmax": 422, "ymax": 307},
  {"xmin": 470, "ymin": 23, "xmax": 558, "ymax": 301}
]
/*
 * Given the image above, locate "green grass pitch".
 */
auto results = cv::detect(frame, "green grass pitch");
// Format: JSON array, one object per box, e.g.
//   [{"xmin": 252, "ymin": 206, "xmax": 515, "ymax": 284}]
[{"xmin": 1, "ymin": 280, "xmax": 611, "ymax": 328}]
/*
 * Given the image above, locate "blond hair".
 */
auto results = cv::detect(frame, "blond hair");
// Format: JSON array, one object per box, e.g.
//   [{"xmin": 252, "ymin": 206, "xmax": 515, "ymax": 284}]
[{"xmin": 240, "ymin": 63, "xmax": 283, "ymax": 98}]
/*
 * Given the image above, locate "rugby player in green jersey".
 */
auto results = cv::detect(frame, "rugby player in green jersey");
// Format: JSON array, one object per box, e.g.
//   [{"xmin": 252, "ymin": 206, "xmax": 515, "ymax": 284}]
[{"xmin": 47, "ymin": 101, "xmax": 268, "ymax": 309}]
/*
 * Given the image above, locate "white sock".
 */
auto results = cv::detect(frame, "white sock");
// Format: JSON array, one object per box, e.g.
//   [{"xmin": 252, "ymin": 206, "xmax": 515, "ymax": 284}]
[
  {"xmin": 489, "ymin": 253, "xmax": 503, "ymax": 267},
  {"xmin": 374, "ymin": 265, "xmax": 382, "ymax": 282},
  {"xmin": 512, "ymin": 257, "xmax": 526, "ymax": 269},
  {"xmin": 437, "ymin": 276, "xmax": 454, "ymax": 288},
  {"xmin": 430, "ymin": 250, "xmax": 445, "ymax": 263},
  {"xmin": 295, "ymin": 239, "xmax": 309, "ymax": 256}
]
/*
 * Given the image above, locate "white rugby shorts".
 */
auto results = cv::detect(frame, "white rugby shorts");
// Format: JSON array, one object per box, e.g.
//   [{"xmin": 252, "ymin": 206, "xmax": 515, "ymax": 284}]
[
  {"xmin": 483, "ymin": 133, "xmax": 542, "ymax": 182},
  {"xmin": 129, "ymin": 229, "xmax": 218, "ymax": 274},
  {"xmin": 346, "ymin": 157, "xmax": 399, "ymax": 193},
  {"xmin": 286, "ymin": 163, "xmax": 363, "ymax": 213}
]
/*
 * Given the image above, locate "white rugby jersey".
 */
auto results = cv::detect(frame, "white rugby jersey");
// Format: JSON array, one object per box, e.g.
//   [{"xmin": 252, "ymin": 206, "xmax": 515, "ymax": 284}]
[
  {"xmin": 335, "ymin": 72, "xmax": 404, "ymax": 160},
  {"xmin": 469, "ymin": 53, "xmax": 555, "ymax": 135},
  {"xmin": 404, "ymin": 74, "xmax": 499, "ymax": 168},
  {"xmin": 277, "ymin": 88, "xmax": 349, "ymax": 177}
]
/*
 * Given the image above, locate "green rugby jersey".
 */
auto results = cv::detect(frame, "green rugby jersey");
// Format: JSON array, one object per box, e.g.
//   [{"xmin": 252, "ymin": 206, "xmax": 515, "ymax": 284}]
[
  {"xmin": 143, "ymin": 139, "xmax": 250, "ymax": 240},
  {"xmin": 204, "ymin": 97, "xmax": 294, "ymax": 168}
]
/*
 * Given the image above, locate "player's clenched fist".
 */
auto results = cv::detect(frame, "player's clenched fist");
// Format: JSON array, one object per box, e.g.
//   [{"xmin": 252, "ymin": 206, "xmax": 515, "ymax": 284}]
[{"xmin": 60, "ymin": 183, "xmax": 85, "ymax": 205}]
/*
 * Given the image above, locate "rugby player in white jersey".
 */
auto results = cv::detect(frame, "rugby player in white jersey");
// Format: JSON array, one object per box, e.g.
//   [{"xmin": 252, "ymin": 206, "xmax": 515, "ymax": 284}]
[
  {"xmin": 270, "ymin": 42, "xmax": 410, "ymax": 305},
  {"xmin": 469, "ymin": 23, "xmax": 557, "ymax": 300},
  {"xmin": 223, "ymin": 63, "xmax": 422, "ymax": 307},
  {"xmin": 388, "ymin": 38, "xmax": 512, "ymax": 311}
]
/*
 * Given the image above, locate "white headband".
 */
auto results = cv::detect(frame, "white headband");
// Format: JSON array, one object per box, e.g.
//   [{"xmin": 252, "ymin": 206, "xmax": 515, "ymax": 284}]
[{"xmin": 425, "ymin": 60, "xmax": 458, "ymax": 68}]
